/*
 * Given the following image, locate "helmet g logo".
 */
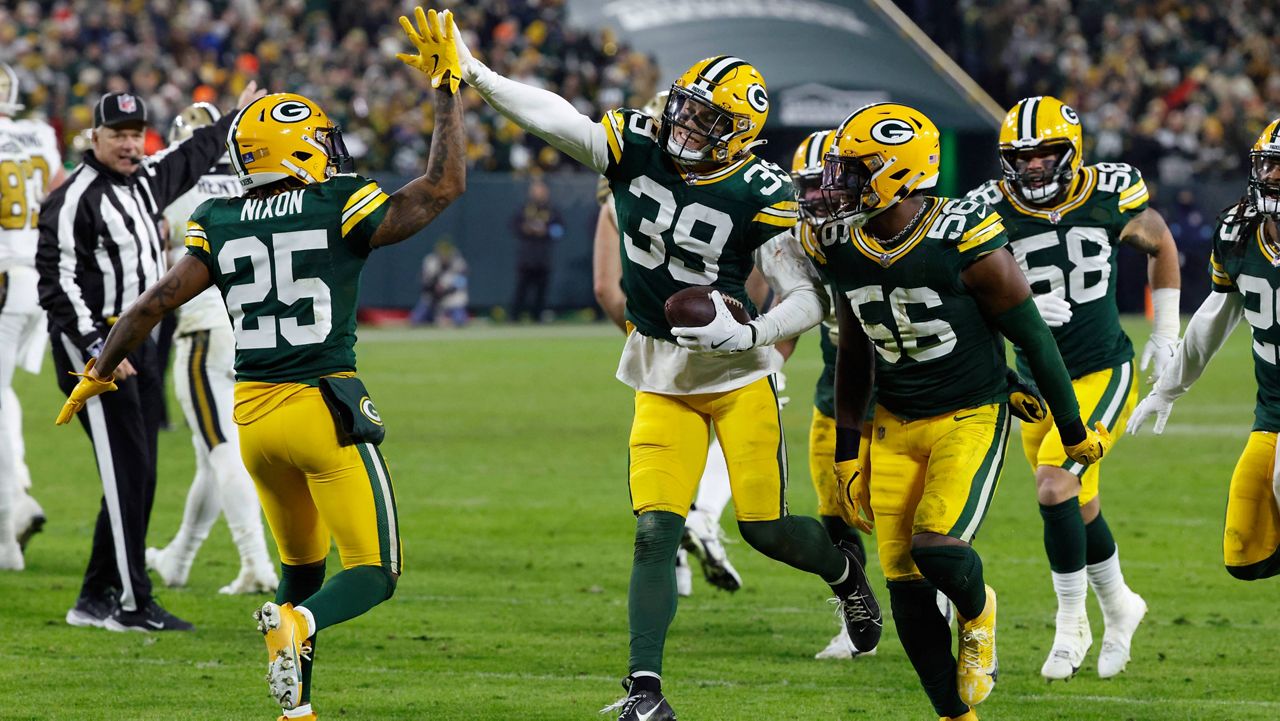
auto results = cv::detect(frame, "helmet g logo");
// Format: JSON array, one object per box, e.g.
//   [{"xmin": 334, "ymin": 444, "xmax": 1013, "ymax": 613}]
[
  {"xmin": 271, "ymin": 100, "xmax": 312, "ymax": 124},
  {"xmin": 1060, "ymin": 105, "xmax": 1080, "ymax": 125},
  {"xmin": 746, "ymin": 84, "xmax": 769, "ymax": 113},
  {"xmin": 870, "ymin": 119, "xmax": 915, "ymax": 145}
]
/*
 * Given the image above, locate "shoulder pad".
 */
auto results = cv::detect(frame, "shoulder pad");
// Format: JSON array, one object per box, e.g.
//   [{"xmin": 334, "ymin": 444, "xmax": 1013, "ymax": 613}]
[
  {"xmin": 964, "ymin": 180, "xmax": 1005, "ymax": 206},
  {"xmin": 1215, "ymin": 203, "xmax": 1256, "ymax": 244},
  {"xmin": 926, "ymin": 197, "xmax": 1004, "ymax": 249},
  {"xmin": 1089, "ymin": 162, "xmax": 1144, "ymax": 194}
]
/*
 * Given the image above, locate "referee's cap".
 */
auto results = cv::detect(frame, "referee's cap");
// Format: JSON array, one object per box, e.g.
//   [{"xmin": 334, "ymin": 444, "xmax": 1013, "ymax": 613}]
[{"xmin": 94, "ymin": 92, "xmax": 148, "ymax": 130}]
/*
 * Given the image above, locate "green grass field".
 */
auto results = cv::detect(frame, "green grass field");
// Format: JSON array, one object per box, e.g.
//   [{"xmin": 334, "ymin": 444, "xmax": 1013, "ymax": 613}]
[{"xmin": 2, "ymin": 318, "xmax": 1278, "ymax": 720}]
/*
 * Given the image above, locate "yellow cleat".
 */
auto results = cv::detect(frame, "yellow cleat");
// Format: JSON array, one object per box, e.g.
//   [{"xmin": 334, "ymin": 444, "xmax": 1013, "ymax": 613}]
[
  {"xmin": 277, "ymin": 713, "xmax": 317, "ymax": 721},
  {"xmin": 941, "ymin": 709, "xmax": 977, "ymax": 721},
  {"xmin": 254, "ymin": 602, "xmax": 312, "ymax": 710},
  {"xmin": 956, "ymin": 585, "xmax": 998, "ymax": 707}
]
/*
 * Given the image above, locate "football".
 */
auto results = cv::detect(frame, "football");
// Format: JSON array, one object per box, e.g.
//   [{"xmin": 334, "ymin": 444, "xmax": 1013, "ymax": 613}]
[{"xmin": 664, "ymin": 286, "xmax": 751, "ymax": 328}]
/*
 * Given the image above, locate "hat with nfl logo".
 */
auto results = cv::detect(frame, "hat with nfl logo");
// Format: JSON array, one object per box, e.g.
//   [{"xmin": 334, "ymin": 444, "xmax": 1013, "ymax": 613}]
[{"xmin": 94, "ymin": 92, "xmax": 149, "ymax": 129}]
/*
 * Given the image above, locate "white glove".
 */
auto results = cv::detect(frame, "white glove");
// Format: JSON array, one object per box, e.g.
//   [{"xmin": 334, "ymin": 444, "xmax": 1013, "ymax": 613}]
[
  {"xmin": 775, "ymin": 371, "xmax": 790, "ymax": 408},
  {"xmin": 1032, "ymin": 292, "xmax": 1072, "ymax": 328},
  {"xmin": 671, "ymin": 291, "xmax": 756, "ymax": 353},
  {"xmin": 448, "ymin": 15, "xmax": 482, "ymax": 83},
  {"xmin": 1139, "ymin": 333, "xmax": 1178, "ymax": 383},
  {"xmin": 1126, "ymin": 391, "xmax": 1176, "ymax": 435}
]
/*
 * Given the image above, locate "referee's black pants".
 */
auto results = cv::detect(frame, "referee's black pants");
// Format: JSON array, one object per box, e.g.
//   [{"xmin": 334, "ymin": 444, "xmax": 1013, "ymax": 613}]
[{"xmin": 52, "ymin": 331, "xmax": 163, "ymax": 612}]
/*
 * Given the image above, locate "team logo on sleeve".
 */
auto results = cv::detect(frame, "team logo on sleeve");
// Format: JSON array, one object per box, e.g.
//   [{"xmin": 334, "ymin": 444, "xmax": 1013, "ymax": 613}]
[
  {"xmin": 270, "ymin": 100, "xmax": 312, "ymax": 123},
  {"xmin": 870, "ymin": 118, "xmax": 915, "ymax": 145}
]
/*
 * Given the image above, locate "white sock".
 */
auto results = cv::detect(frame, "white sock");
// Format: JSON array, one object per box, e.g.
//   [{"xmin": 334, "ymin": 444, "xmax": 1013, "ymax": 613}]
[
  {"xmin": 694, "ymin": 435, "xmax": 733, "ymax": 522},
  {"xmin": 1051, "ymin": 568, "xmax": 1088, "ymax": 624},
  {"xmin": 294, "ymin": 605, "xmax": 316, "ymax": 639},
  {"xmin": 1087, "ymin": 548, "xmax": 1130, "ymax": 614},
  {"xmin": 283, "ymin": 703, "xmax": 312, "ymax": 718}
]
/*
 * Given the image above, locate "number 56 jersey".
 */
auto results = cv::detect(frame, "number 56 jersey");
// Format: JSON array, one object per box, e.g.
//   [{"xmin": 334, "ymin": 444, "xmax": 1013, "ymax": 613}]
[
  {"xmin": 600, "ymin": 107, "xmax": 799, "ymax": 395},
  {"xmin": 182, "ymin": 174, "xmax": 390, "ymax": 384}
]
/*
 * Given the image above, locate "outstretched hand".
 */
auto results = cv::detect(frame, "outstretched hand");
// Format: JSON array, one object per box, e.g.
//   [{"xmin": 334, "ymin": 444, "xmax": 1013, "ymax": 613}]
[
  {"xmin": 235, "ymin": 80, "xmax": 267, "ymax": 110},
  {"xmin": 396, "ymin": 7, "xmax": 462, "ymax": 93}
]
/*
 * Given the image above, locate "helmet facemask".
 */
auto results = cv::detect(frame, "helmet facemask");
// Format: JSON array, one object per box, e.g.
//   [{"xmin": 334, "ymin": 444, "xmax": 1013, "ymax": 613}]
[
  {"xmin": 1001, "ymin": 140, "xmax": 1075, "ymax": 204},
  {"xmin": 1249, "ymin": 149, "xmax": 1280, "ymax": 217},
  {"xmin": 793, "ymin": 170, "xmax": 830, "ymax": 224},
  {"xmin": 660, "ymin": 86, "xmax": 741, "ymax": 165},
  {"xmin": 821, "ymin": 153, "xmax": 891, "ymax": 229}
]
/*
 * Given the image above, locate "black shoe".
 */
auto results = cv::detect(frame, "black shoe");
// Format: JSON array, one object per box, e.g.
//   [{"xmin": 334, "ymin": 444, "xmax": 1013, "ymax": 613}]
[
  {"xmin": 65, "ymin": 591, "xmax": 118, "ymax": 628},
  {"xmin": 600, "ymin": 677, "xmax": 677, "ymax": 721},
  {"xmin": 16, "ymin": 513, "xmax": 45, "ymax": 551},
  {"xmin": 104, "ymin": 599, "xmax": 195, "ymax": 632},
  {"xmin": 831, "ymin": 542, "xmax": 882, "ymax": 654}
]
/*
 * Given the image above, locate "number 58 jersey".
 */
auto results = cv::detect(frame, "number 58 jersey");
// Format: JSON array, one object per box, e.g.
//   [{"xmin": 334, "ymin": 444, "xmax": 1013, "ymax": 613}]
[{"xmin": 182, "ymin": 174, "xmax": 390, "ymax": 384}]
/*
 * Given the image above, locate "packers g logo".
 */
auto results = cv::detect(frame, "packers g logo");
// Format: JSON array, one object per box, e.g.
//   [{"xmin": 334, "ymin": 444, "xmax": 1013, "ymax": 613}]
[
  {"xmin": 746, "ymin": 84, "xmax": 769, "ymax": 113},
  {"xmin": 359, "ymin": 396, "xmax": 383, "ymax": 426},
  {"xmin": 870, "ymin": 119, "xmax": 915, "ymax": 145},
  {"xmin": 271, "ymin": 100, "xmax": 311, "ymax": 124},
  {"xmin": 1060, "ymin": 105, "xmax": 1080, "ymax": 125}
]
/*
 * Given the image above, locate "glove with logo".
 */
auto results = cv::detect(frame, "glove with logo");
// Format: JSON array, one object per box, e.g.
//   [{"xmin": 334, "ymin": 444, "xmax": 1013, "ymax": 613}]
[
  {"xmin": 55, "ymin": 359, "xmax": 118, "ymax": 426},
  {"xmin": 834, "ymin": 458, "xmax": 874, "ymax": 534},
  {"xmin": 1006, "ymin": 369, "xmax": 1047, "ymax": 423},
  {"xmin": 395, "ymin": 7, "xmax": 462, "ymax": 93},
  {"xmin": 671, "ymin": 291, "xmax": 757, "ymax": 353},
  {"xmin": 1063, "ymin": 421, "xmax": 1114, "ymax": 466}
]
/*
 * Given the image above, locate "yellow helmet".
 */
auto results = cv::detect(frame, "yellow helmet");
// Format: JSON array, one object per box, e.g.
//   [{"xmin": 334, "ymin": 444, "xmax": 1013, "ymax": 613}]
[
  {"xmin": 821, "ymin": 103, "xmax": 939, "ymax": 227},
  {"xmin": 791, "ymin": 129, "xmax": 836, "ymax": 223},
  {"xmin": 168, "ymin": 102, "xmax": 220, "ymax": 144},
  {"xmin": 1250, "ymin": 118, "xmax": 1280, "ymax": 216},
  {"xmin": 0, "ymin": 62, "xmax": 23, "ymax": 115},
  {"xmin": 660, "ymin": 56, "xmax": 769, "ymax": 166},
  {"xmin": 998, "ymin": 96, "xmax": 1083, "ymax": 203},
  {"xmin": 226, "ymin": 93, "xmax": 351, "ymax": 190}
]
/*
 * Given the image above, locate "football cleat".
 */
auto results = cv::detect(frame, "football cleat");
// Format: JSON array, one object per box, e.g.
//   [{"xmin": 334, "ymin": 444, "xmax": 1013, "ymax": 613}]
[
  {"xmin": 105, "ymin": 599, "xmax": 195, "ymax": 632},
  {"xmin": 276, "ymin": 704, "xmax": 317, "ymax": 720},
  {"xmin": 829, "ymin": 542, "xmax": 882, "ymax": 654},
  {"xmin": 938, "ymin": 590, "xmax": 955, "ymax": 628},
  {"xmin": 814, "ymin": 623, "xmax": 878, "ymax": 659},
  {"xmin": 681, "ymin": 510, "xmax": 742, "ymax": 592},
  {"xmin": 956, "ymin": 585, "xmax": 998, "ymax": 706},
  {"xmin": 0, "ymin": 541, "xmax": 22, "ymax": 571},
  {"xmin": 599, "ymin": 677, "xmax": 676, "ymax": 721},
  {"xmin": 146, "ymin": 545, "xmax": 195, "ymax": 588},
  {"xmin": 219, "ymin": 562, "xmax": 280, "ymax": 595},
  {"xmin": 1040, "ymin": 614, "xmax": 1091, "ymax": 681},
  {"xmin": 941, "ymin": 709, "xmax": 978, "ymax": 721},
  {"xmin": 14, "ymin": 491, "xmax": 45, "ymax": 551},
  {"xmin": 65, "ymin": 591, "xmax": 117, "ymax": 628},
  {"xmin": 1097, "ymin": 591, "xmax": 1147, "ymax": 678},
  {"xmin": 674, "ymin": 548, "xmax": 693, "ymax": 598},
  {"xmin": 255, "ymin": 602, "xmax": 312, "ymax": 709}
]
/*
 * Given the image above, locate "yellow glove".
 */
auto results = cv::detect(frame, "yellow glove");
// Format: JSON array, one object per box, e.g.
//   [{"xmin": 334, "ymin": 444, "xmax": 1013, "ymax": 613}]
[
  {"xmin": 834, "ymin": 458, "xmax": 874, "ymax": 534},
  {"xmin": 55, "ymin": 359, "xmax": 117, "ymax": 426},
  {"xmin": 1009, "ymin": 387, "xmax": 1047, "ymax": 424},
  {"xmin": 395, "ymin": 7, "xmax": 462, "ymax": 93},
  {"xmin": 1063, "ymin": 421, "xmax": 1114, "ymax": 466}
]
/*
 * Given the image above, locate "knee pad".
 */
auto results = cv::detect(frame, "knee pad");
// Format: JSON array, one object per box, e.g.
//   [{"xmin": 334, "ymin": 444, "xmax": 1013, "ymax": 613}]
[{"xmin": 633, "ymin": 510, "xmax": 684, "ymax": 564}]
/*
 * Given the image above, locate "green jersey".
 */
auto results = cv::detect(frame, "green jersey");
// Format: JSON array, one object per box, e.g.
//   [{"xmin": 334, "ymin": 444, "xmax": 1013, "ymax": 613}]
[
  {"xmin": 814, "ymin": 196, "xmax": 1010, "ymax": 420},
  {"xmin": 600, "ymin": 108, "xmax": 798, "ymax": 340},
  {"xmin": 969, "ymin": 162, "xmax": 1149, "ymax": 379},
  {"xmin": 1209, "ymin": 205, "xmax": 1280, "ymax": 431},
  {"xmin": 183, "ymin": 174, "xmax": 390, "ymax": 384}
]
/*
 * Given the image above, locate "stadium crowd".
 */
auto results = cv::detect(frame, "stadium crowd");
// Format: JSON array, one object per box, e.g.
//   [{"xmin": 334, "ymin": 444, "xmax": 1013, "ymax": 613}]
[{"xmin": 0, "ymin": 0, "xmax": 659, "ymax": 174}]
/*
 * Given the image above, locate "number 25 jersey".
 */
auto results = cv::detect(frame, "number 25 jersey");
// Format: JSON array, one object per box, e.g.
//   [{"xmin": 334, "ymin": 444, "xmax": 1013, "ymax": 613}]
[{"xmin": 182, "ymin": 174, "xmax": 390, "ymax": 384}]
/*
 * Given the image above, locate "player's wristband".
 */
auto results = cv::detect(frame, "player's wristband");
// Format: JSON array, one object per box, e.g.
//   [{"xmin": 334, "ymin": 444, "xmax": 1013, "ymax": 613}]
[
  {"xmin": 1058, "ymin": 417, "xmax": 1087, "ymax": 447},
  {"xmin": 835, "ymin": 427, "xmax": 861, "ymax": 462}
]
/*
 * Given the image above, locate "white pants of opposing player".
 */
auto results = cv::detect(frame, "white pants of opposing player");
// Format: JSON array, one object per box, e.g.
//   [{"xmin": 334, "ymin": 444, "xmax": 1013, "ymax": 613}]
[
  {"xmin": 161, "ymin": 324, "xmax": 275, "ymax": 591},
  {"xmin": 0, "ymin": 267, "xmax": 46, "ymax": 564}
]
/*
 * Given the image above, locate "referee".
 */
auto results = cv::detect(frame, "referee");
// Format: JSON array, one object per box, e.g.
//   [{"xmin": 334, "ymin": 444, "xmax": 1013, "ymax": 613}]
[{"xmin": 37, "ymin": 83, "xmax": 265, "ymax": 631}]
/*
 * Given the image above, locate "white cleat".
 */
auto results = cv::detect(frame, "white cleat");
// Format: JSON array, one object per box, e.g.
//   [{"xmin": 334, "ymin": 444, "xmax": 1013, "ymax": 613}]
[
  {"xmin": 1041, "ymin": 614, "xmax": 1092, "ymax": 681},
  {"xmin": 681, "ymin": 510, "xmax": 742, "ymax": 592},
  {"xmin": 1098, "ymin": 592, "xmax": 1147, "ymax": 678},
  {"xmin": 675, "ymin": 548, "xmax": 693, "ymax": 598},
  {"xmin": 815, "ymin": 624, "xmax": 877, "ymax": 659},
  {"xmin": 146, "ymin": 545, "xmax": 194, "ymax": 588},
  {"xmin": 219, "ymin": 563, "xmax": 280, "ymax": 595},
  {"xmin": 13, "ymin": 492, "xmax": 45, "ymax": 551},
  {"xmin": 0, "ymin": 541, "xmax": 23, "ymax": 571}
]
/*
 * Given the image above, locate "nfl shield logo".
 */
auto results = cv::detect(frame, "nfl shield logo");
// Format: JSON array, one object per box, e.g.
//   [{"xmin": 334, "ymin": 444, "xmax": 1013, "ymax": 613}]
[
  {"xmin": 1048, "ymin": 210, "xmax": 1062, "ymax": 224},
  {"xmin": 118, "ymin": 94, "xmax": 137, "ymax": 113}
]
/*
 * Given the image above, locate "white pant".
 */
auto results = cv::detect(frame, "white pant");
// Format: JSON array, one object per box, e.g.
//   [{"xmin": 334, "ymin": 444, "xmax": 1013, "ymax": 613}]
[
  {"xmin": 0, "ymin": 267, "xmax": 44, "ymax": 546},
  {"xmin": 169, "ymin": 325, "xmax": 270, "ymax": 566}
]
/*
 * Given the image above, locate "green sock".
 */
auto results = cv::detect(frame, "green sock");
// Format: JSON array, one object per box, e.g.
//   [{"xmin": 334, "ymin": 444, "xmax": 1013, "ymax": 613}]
[
  {"xmin": 628, "ymin": 511, "xmax": 685, "ymax": 676},
  {"xmin": 911, "ymin": 544, "xmax": 986, "ymax": 620},
  {"xmin": 302, "ymin": 564, "xmax": 396, "ymax": 633},
  {"xmin": 1084, "ymin": 511, "xmax": 1118, "ymax": 565},
  {"xmin": 739, "ymin": 515, "xmax": 848, "ymax": 583},
  {"xmin": 1040, "ymin": 498, "xmax": 1086, "ymax": 573},
  {"xmin": 278, "ymin": 562, "xmax": 325, "ymax": 703},
  {"xmin": 889, "ymin": 580, "xmax": 969, "ymax": 719},
  {"xmin": 821, "ymin": 515, "xmax": 866, "ymax": 566}
]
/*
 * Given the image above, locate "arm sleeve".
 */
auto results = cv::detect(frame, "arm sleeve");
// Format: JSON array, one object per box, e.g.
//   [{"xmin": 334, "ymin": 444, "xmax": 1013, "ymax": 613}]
[
  {"xmin": 144, "ymin": 113, "xmax": 236, "ymax": 208},
  {"xmin": 995, "ymin": 296, "xmax": 1081, "ymax": 427},
  {"xmin": 35, "ymin": 185, "xmax": 103, "ymax": 352},
  {"xmin": 466, "ymin": 61, "xmax": 610, "ymax": 174},
  {"xmin": 1152, "ymin": 291, "xmax": 1243, "ymax": 401},
  {"xmin": 748, "ymin": 233, "xmax": 828, "ymax": 346}
]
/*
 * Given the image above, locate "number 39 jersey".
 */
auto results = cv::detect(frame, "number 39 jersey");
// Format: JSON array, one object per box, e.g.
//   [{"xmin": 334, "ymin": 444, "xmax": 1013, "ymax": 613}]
[
  {"xmin": 1208, "ymin": 206, "xmax": 1280, "ymax": 431},
  {"xmin": 969, "ymin": 162, "xmax": 1149, "ymax": 379},
  {"xmin": 600, "ymin": 107, "xmax": 798, "ymax": 394},
  {"xmin": 183, "ymin": 174, "xmax": 390, "ymax": 384},
  {"xmin": 814, "ymin": 197, "xmax": 1010, "ymax": 420}
]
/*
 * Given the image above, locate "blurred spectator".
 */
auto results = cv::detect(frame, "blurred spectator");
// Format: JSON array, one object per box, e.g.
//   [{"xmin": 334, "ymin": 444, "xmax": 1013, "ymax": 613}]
[
  {"xmin": 410, "ymin": 239, "xmax": 469, "ymax": 327},
  {"xmin": 0, "ymin": 0, "xmax": 659, "ymax": 174},
  {"xmin": 510, "ymin": 178, "xmax": 563, "ymax": 323}
]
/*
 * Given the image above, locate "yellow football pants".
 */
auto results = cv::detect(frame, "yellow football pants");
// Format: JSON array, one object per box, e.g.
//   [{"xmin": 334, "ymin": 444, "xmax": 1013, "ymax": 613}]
[
  {"xmin": 237, "ymin": 386, "xmax": 402, "ymax": 572},
  {"xmin": 808, "ymin": 407, "xmax": 871, "ymax": 518},
  {"xmin": 1224, "ymin": 432, "xmax": 1280, "ymax": 568},
  {"xmin": 1021, "ymin": 361, "xmax": 1137, "ymax": 504},
  {"xmin": 870, "ymin": 403, "xmax": 1011, "ymax": 582},
  {"xmin": 629, "ymin": 376, "xmax": 786, "ymax": 522}
]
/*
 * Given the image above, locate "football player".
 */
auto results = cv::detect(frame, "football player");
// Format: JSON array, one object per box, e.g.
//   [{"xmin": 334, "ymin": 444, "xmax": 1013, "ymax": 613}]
[
  {"xmin": 54, "ymin": 8, "xmax": 465, "ymax": 719},
  {"xmin": 1128, "ymin": 118, "xmax": 1280, "ymax": 582},
  {"xmin": 441, "ymin": 14, "xmax": 879, "ymax": 719},
  {"xmin": 821, "ymin": 103, "xmax": 1111, "ymax": 720},
  {"xmin": 144, "ymin": 103, "xmax": 277, "ymax": 595},
  {"xmin": 0, "ymin": 62, "xmax": 64, "ymax": 569},
  {"xmin": 592, "ymin": 92, "xmax": 743, "ymax": 596},
  {"xmin": 968, "ymin": 95, "xmax": 1179, "ymax": 680}
]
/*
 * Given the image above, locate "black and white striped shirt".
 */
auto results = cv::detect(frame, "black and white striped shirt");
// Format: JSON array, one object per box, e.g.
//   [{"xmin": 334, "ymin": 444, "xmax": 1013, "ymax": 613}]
[{"xmin": 36, "ymin": 113, "xmax": 233, "ymax": 353}]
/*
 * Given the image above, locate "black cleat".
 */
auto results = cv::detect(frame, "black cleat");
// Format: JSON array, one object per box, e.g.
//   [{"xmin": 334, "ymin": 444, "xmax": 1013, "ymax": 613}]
[
  {"xmin": 600, "ymin": 677, "xmax": 677, "ymax": 721},
  {"xmin": 104, "ymin": 599, "xmax": 195, "ymax": 632},
  {"xmin": 65, "ymin": 591, "xmax": 118, "ymax": 628},
  {"xmin": 830, "ymin": 542, "xmax": 882, "ymax": 654},
  {"xmin": 16, "ymin": 513, "xmax": 45, "ymax": 551}
]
